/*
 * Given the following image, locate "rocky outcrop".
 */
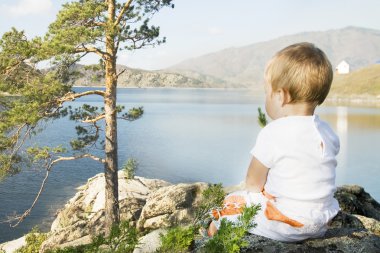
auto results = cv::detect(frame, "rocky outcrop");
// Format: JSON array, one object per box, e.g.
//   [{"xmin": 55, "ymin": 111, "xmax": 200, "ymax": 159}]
[
  {"xmin": 40, "ymin": 171, "xmax": 172, "ymax": 251},
  {"xmin": 40, "ymin": 171, "xmax": 208, "ymax": 252},
  {"xmin": 137, "ymin": 182, "xmax": 208, "ymax": 231},
  {"xmin": 194, "ymin": 185, "xmax": 380, "ymax": 253},
  {"xmin": 196, "ymin": 211, "xmax": 380, "ymax": 253},
  {"xmin": 3, "ymin": 170, "xmax": 379, "ymax": 253}
]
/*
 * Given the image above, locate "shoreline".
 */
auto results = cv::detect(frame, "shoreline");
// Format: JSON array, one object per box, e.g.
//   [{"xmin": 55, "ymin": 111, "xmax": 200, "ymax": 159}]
[
  {"xmin": 72, "ymin": 85, "xmax": 255, "ymax": 91},
  {"xmin": 325, "ymin": 96, "xmax": 380, "ymax": 108},
  {"xmin": 72, "ymin": 86, "xmax": 380, "ymax": 108}
]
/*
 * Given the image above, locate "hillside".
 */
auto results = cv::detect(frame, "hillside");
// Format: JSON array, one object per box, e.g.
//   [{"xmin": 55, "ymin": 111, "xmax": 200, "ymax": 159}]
[
  {"xmin": 69, "ymin": 26, "xmax": 380, "ymax": 93},
  {"xmin": 67, "ymin": 64, "xmax": 232, "ymax": 88},
  {"xmin": 330, "ymin": 64, "xmax": 380, "ymax": 97},
  {"xmin": 168, "ymin": 26, "xmax": 380, "ymax": 88}
]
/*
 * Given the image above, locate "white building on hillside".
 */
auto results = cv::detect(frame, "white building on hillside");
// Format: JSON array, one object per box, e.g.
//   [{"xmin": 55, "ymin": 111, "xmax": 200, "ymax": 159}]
[{"xmin": 336, "ymin": 60, "xmax": 350, "ymax": 74}]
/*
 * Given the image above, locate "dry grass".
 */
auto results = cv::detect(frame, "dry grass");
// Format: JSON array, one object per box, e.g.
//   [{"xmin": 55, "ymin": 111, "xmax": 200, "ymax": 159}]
[{"xmin": 329, "ymin": 64, "xmax": 380, "ymax": 97}]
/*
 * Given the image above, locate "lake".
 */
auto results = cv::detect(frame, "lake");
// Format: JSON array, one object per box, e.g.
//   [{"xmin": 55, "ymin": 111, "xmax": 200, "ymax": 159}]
[{"xmin": 0, "ymin": 88, "xmax": 379, "ymax": 243}]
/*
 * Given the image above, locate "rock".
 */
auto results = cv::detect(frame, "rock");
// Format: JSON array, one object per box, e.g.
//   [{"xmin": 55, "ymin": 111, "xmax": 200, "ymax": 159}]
[
  {"xmin": 57, "ymin": 235, "xmax": 92, "ymax": 250},
  {"xmin": 16, "ymin": 178, "xmax": 379, "ymax": 252},
  {"xmin": 194, "ymin": 185, "xmax": 380, "ymax": 253},
  {"xmin": 0, "ymin": 236, "xmax": 26, "ymax": 253},
  {"xmin": 137, "ymin": 182, "xmax": 209, "ymax": 231},
  {"xmin": 133, "ymin": 229, "xmax": 167, "ymax": 253},
  {"xmin": 335, "ymin": 185, "xmax": 380, "ymax": 220},
  {"xmin": 194, "ymin": 211, "xmax": 380, "ymax": 253},
  {"xmin": 40, "ymin": 171, "xmax": 171, "ymax": 252}
]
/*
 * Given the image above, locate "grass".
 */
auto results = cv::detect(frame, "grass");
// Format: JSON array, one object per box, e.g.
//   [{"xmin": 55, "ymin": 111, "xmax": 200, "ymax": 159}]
[{"xmin": 329, "ymin": 64, "xmax": 380, "ymax": 97}]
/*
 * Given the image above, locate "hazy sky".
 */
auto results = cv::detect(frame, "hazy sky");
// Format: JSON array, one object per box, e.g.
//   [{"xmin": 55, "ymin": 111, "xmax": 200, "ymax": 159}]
[{"xmin": 1, "ymin": 0, "xmax": 380, "ymax": 70}]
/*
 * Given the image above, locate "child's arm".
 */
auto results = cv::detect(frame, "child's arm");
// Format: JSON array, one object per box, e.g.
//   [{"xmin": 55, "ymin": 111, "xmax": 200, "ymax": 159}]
[{"xmin": 245, "ymin": 157, "xmax": 269, "ymax": 193}]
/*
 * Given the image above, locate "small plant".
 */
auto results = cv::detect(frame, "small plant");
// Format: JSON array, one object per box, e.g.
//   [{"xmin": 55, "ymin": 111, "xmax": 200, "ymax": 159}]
[
  {"xmin": 107, "ymin": 220, "xmax": 139, "ymax": 252},
  {"xmin": 158, "ymin": 226, "xmax": 195, "ymax": 253},
  {"xmin": 257, "ymin": 107, "xmax": 268, "ymax": 128},
  {"xmin": 15, "ymin": 227, "xmax": 47, "ymax": 253},
  {"xmin": 194, "ymin": 183, "xmax": 225, "ymax": 226},
  {"xmin": 204, "ymin": 205, "xmax": 260, "ymax": 253},
  {"xmin": 49, "ymin": 221, "xmax": 138, "ymax": 253},
  {"xmin": 122, "ymin": 158, "xmax": 138, "ymax": 179}
]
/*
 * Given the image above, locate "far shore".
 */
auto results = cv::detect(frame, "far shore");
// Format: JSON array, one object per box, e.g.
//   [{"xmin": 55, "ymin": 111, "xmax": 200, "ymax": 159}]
[{"xmin": 72, "ymin": 86, "xmax": 380, "ymax": 108}]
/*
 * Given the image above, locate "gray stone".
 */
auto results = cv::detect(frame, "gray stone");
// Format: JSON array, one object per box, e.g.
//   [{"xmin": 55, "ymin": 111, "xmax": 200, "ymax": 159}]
[
  {"xmin": 194, "ymin": 185, "xmax": 380, "ymax": 253},
  {"xmin": 334, "ymin": 185, "xmax": 380, "ymax": 220},
  {"xmin": 7, "ymin": 178, "xmax": 379, "ymax": 253},
  {"xmin": 0, "ymin": 236, "xmax": 26, "ymax": 253},
  {"xmin": 133, "ymin": 229, "xmax": 167, "ymax": 253},
  {"xmin": 40, "ymin": 172, "xmax": 170, "ymax": 252},
  {"xmin": 137, "ymin": 182, "xmax": 209, "ymax": 230}
]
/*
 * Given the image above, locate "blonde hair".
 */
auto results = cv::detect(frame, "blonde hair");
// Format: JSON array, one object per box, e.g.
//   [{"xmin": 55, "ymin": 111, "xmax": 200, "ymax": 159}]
[{"xmin": 265, "ymin": 42, "xmax": 333, "ymax": 105}]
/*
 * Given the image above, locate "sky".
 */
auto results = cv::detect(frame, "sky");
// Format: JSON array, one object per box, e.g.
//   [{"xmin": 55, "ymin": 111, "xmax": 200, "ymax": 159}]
[{"xmin": 0, "ymin": 0, "xmax": 380, "ymax": 70}]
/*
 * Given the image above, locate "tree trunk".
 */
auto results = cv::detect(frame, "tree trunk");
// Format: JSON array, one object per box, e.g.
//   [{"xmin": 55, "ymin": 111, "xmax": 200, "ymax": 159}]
[{"xmin": 104, "ymin": 0, "xmax": 119, "ymax": 237}]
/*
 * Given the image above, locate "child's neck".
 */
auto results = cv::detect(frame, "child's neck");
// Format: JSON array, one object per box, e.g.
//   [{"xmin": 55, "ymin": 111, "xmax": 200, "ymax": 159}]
[{"xmin": 281, "ymin": 102, "xmax": 316, "ymax": 117}]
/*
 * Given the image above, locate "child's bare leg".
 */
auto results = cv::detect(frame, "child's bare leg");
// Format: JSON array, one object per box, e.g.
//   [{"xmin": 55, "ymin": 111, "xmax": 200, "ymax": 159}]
[{"xmin": 207, "ymin": 221, "xmax": 218, "ymax": 237}]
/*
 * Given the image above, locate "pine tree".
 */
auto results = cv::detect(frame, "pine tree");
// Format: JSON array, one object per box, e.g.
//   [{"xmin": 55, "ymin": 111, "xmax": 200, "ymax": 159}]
[{"xmin": 0, "ymin": 0, "xmax": 173, "ymax": 236}]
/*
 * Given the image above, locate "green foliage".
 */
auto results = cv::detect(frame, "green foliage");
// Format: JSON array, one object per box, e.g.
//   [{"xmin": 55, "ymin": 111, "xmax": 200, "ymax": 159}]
[
  {"xmin": 27, "ymin": 146, "xmax": 67, "ymax": 162},
  {"xmin": 45, "ymin": 0, "xmax": 174, "ymax": 56},
  {"xmin": 204, "ymin": 205, "xmax": 260, "ymax": 253},
  {"xmin": 158, "ymin": 226, "xmax": 195, "ymax": 253},
  {"xmin": 195, "ymin": 183, "xmax": 225, "ymax": 225},
  {"xmin": 257, "ymin": 107, "xmax": 268, "ymax": 128},
  {"xmin": 122, "ymin": 106, "xmax": 144, "ymax": 121},
  {"xmin": 15, "ymin": 227, "xmax": 47, "ymax": 253},
  {"xmin": 122, "ymin": 158, "xmax": 138, "ymax": 179},
  {"xmin": 49, "ymin": 221, "xmax": 139, "ymax": 253}
]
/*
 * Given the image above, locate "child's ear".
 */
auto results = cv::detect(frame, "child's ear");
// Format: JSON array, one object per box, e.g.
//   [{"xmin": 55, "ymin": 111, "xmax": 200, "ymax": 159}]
[{"xmin": 276, "ymin": 88, "xmax": 290, "ymax": 106}]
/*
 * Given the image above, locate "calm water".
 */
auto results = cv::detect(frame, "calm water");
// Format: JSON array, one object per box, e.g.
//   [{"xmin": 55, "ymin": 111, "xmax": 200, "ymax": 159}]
[{"xmin": 0, "ymin": 88, "xmax": 379, "ymax": 242}]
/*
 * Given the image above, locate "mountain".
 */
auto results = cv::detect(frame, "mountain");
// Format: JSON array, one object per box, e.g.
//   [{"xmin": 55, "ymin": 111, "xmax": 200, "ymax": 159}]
[
  {"xmin": 67, "ymin": 64, "xmax": 233, "ymax": 88},
  {"xmin": 168, "ymin": 27, "xmax": 380, "ymax": 89}
]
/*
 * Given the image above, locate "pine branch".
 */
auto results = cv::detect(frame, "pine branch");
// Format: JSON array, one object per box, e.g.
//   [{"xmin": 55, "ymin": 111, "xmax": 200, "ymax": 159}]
[
  {"xmin": 74, "ymin": 44, "xmax": 108, "ymax": 58},
  {"xmin": 117, "ymin": 68, "xmax": 127, "ymax": 77},
  {"xmin": 10, "ymin": 153, "xmax": 104, "ymax": 227},
  {"xmin": 82, "ymin": 113, "xmax": 105, "ymax": 123},
  {"xmin": 114, "ymin": 0, "xmax": 133, "ymax": 27},
  {"xmin": 10, "ymin": 166, "xmax": 51, "ymax": 227},
  {"xmin": 51, "ymin": 154, "xmax": 105, "ymax": 165},
  {"xmin": 10, "ymin": 124, "xmax": 32, "ymax": 158},
  {"xmin": 257, "ymin": 107, "xmax": 268, "ymax": 128},
  {"xmin": 58, "ymin": 90, "xmax": 105, "ymax": 103}
]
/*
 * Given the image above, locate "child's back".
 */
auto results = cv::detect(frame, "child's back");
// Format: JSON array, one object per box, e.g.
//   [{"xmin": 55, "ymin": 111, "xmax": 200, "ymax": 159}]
[
  {"xmin": 250, "ymin": 115, "xmax": 340, "ymax": 241},
  {"xmin": 207, "ymin": 42, "xmax": 340, "ymax": 242}
]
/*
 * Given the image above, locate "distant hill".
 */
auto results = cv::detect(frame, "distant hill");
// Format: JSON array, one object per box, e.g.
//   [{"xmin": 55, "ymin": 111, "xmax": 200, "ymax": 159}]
[
  {"xmin": 168, "ymin": 26, "xmax": 380, "ymax": 89},
  {"xmin": 67, "ymin": 64, "xmax": 233, "ymax": 88},
  {"xmin": 69, "ymin": 26, "xmax": 380, "ymax": 93},
  {"xmin": 329, "ymin": 64, "xmax": 380, "ymax": 97}
]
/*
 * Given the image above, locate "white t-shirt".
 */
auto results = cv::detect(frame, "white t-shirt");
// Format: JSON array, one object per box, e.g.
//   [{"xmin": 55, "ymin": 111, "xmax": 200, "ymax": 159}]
[
  {"xmin": 214, "ymin": 115, "xmax": 340, "ymax": 241},
  {"xmin": 251, "ymin": 115, "xmax": 339, "ymax": 204}
]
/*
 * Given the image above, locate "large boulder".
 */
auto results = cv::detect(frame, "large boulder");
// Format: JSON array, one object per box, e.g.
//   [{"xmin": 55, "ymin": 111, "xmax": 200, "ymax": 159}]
[
  {"xmin": 40, "ymin": 171, "xmax": 171, "ymax": 252},
  {"xmin": 335, "ymin": 185, "xmax": 380, "ymax": 220},
  {"xmin": 137, "ymin": 182, "xmax": 209, "ymax": 231}
]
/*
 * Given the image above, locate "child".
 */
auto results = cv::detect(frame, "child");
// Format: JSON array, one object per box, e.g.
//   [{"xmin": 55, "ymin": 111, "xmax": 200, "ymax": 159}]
[{"xmin": 207, "ymin": 42, "xmax": 340, "ymax": 242}]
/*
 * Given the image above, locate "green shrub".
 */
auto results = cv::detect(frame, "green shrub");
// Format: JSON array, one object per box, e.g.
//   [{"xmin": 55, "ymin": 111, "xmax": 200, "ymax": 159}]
[
  {"xmin": 194, "ymin": 183, "xmax": 225, "ymax": 225},
  {"xmin": 122, "ymin": 158, "xmax": 138, "ymax": 179},
  {"xmin": 15, "ymin": 227, "xmax": 47, "ymax": 253},
  {"xmin": 50, "ymin": 221, "xmax": 138, "ymax": 253},
  {"xmin": 158, "ymin": 226, "xmax": 195, "ymax": 253},
  {"xmin": 106, "ymin": 220, "xmax": 139, "ymax": 253},
  {"xmin": 204, "ymin": 205, "xmax": 260, "ymax": 253},
  {"xmin": 257, "ymin": 107, "xmax": 268, "ymax": 128}
]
